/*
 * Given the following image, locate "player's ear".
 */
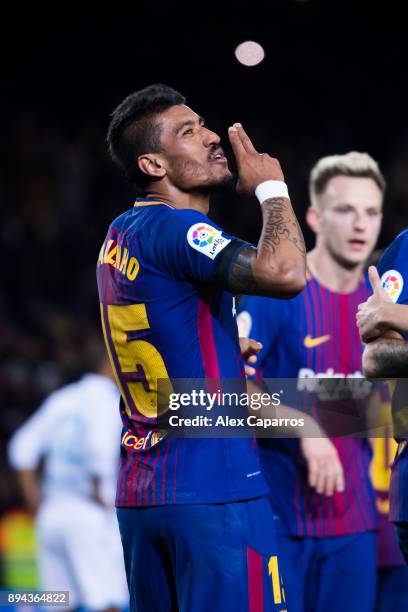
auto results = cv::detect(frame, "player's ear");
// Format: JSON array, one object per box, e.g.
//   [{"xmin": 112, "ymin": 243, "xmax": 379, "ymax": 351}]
[
  {"xmin": 306, "ymin": 206, "xmax": 321, "ymax": 235},
  {"xmin": 137, "ymin": 154, "xmax": 166, "ymax": 180}
]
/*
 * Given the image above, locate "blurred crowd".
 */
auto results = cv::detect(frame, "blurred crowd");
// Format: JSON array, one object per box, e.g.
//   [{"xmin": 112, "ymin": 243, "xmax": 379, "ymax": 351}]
[
  {"xmin": 1, "ymin": 111, "xmax": 408, "ymax": 513},
  {"xmin": 0, "ymin": 114, "xmax": 128, "ymax": 511}
]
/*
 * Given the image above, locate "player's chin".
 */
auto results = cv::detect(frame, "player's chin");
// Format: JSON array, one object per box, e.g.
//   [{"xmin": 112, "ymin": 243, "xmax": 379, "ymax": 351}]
[
  {"xmin": 209, "ymin": 164, "xmax": 233, "ymax": 185},
  {"xmin": 211, "ymin": 159, "xmax": 231, "ymax": 175},
  {"xmin": 354, "ymin": 248, "xmax": 372, "ymax": 262},
  {"xmin": 208, "ymin": 170, "xmax": 234, "ymax": 194},
  {"xmin": 192, "ymin": 166, "xmax": 233, "ymax": 194},
  {"xmin": 344, "ymin": 252, "xmax": 368, "ymax": 268}
]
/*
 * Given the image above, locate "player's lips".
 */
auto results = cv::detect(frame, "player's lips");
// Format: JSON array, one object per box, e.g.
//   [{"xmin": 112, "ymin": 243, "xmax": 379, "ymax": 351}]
[
  {"xmin": 208, "ymin": 148, "xmax": 227, "ymax": 163},
  {"xmin": 348, "ymin": 238, "xmax": 367, "ymax": 250}
]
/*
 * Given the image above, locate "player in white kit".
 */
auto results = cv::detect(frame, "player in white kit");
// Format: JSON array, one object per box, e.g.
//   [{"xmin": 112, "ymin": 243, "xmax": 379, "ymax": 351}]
[{"xmin": 8, "ymin": 351, "xmax": 129, "ymax": 612}]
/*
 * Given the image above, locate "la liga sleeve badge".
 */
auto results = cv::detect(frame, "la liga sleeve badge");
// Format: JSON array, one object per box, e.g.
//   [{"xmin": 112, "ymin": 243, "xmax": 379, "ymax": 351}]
[
  {"xmin": 380, "ymin": 269, "xmax": 404, "ymax": 303},
  {"xmin": 187, "ymin": 223, "xmax": 231, "ymax": 259}
]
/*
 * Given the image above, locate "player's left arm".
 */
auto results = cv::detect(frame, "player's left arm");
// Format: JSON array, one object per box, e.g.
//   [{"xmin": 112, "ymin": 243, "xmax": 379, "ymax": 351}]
[
  {"xmin": 8, "ymin": 399, "xmax": 55, "ymax": 514},
  {"xmin": 90, "ymin": 475, "xmax": 110, "ymax": 509},
  {"xmin": 239, "ymin": 301, "xmax": 345, "ymax": 496},
  {"xmin": 246, "ymin": 379, "xmax": 345, "ymax": 496},
  {"xmin": 9, "ymin": 416, "xmax": 46, "ymax": 514},
  {"xmin": 359, "ymin": 266, "xmax": 408, "ymax": 377},
  {"xmin": 357, "ymin": 266, "xmax": 408, "ymax": 341},
  {"xmin": 84, "ymin": 395, "xmax": 122, "ymax": 508},
  {"xmin": 14, "ymin": 470, "xmax": 42, "ymax": 515}
]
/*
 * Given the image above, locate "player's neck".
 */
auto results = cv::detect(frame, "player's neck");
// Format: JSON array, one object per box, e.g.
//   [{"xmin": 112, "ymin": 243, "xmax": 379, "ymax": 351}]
[
  {"xmin": 146, "ymin": 185, "xmax": 210, "ymax": 215},
  {"xmin": 307, "ymin": 247, "xmax": 364, "ymax": 293}
]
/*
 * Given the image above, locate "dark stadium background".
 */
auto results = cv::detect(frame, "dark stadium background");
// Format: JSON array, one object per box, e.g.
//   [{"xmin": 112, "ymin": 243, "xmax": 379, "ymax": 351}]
[{"xmin": 1, "ymin": 0, "xmax": 408, "ymax": 584}]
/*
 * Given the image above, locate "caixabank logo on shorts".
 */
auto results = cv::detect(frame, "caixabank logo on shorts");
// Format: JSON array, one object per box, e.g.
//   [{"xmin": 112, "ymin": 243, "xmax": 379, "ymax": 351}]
[{"xmin": 187, "ymin": 223, "xmax": 231, "ymax": 259}]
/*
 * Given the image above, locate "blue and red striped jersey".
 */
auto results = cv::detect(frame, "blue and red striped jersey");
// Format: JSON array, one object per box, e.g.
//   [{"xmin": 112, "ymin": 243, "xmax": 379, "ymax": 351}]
[
  {"xmin": 238, "ymin": 274, "xmax": 377, "ymax": 537},
  {"xmin": 370, "ymin": 436, "xmax": 406, "ymax": 566},
  {"xmin": 96, "ymin": 198, "xmax": 269, "ymax": 507},
  {"xmin": 377, "ymin": 228, "xmax": 408, "ymax": 522}
]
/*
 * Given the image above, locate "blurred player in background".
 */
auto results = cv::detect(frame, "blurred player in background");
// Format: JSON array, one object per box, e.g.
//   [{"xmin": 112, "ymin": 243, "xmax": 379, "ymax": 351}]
[
  {"xmin": 98, "ymin": 83, "xmax": 306, "ymax": 611},
  {"xmin": 8, "ymin": 343, "xmax": 129, "ymax": 612},
  {"xmin": 370, "ymin": 432, "xmax": 408, "ymax": 611},
  {"xmin": 358, "ymin": 231, "xmax": 408, "ymax": 568},
  {"xmin": 238, "ymin": 152, "xmax": 385, "ymax": 612}
]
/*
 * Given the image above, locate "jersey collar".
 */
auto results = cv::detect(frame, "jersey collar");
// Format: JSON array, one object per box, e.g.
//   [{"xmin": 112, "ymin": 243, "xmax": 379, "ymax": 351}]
[{"xmin": 134, "ymin": 197, "xmax": 175, "ymax": 209}]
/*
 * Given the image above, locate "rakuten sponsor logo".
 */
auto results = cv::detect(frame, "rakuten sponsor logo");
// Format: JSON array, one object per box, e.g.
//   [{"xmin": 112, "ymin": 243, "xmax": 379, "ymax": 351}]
[{"xmin": 297, "ymin": 368, "xmax": 372, "ymax": 399}]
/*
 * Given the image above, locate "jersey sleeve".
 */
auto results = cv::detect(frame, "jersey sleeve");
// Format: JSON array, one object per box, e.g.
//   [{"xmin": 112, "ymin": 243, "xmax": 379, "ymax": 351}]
[
  {"xmin": 378, "ymin": 229, "xmax": 408, "ymax": 306},
  {"xmin": 377, "ymin": 229, "xmax": 408, "ymax": 339},
  {"xmin": 7, "ymin": 399, "xmax": 54, "ymax": 469},
  {"xmin": 237, "ymin": 295, "xmax": 287, "ymax": 370},
  {"xmin": 150, "ymin": 209, "xmax": 248, "ymax": 284}
]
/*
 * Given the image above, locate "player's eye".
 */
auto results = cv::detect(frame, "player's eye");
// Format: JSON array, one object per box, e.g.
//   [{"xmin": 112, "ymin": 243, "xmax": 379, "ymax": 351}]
[
  {"xmin": 367, "ymin": 209, "xmax": 380, "ymax": 216},
  {"xmin": 183, "ymin": 128, "xmax": 194, "ymax": 136},
  {"xmin": 335, "ymin": 206, "xmax": 353, "ymax": 213}
]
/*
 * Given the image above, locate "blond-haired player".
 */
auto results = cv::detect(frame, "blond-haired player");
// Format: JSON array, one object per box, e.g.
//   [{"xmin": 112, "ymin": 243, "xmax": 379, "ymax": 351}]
[{"xmin": 238, "ymin": 152, "xmax": 386, "ymax": 612}]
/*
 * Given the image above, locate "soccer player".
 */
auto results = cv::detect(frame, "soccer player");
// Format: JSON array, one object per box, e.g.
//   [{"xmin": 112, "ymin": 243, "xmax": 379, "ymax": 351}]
[
  {"xmin": 237, "ymin": 152, "xmax": 384, "ymax": 612},
  {"xmin": 97, "ymin": 83, "xmax": 306, "ymax": 611},
  {"xmin": 358, "ymin": 231, "xmax": 408, "ymax": 564},
  {"xmin": 370, "ymin": 434, "xmax": 408, "ymax": 611},
  {"xmin": 8, "ymin": 350, "xmax": 129, "ymax": 612}
]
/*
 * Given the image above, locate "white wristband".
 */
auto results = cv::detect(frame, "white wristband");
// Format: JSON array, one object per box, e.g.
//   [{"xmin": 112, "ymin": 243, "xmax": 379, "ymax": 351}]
[{"xmin": 255, "ymin": 180, "xmax": 289, "ymax": 203}]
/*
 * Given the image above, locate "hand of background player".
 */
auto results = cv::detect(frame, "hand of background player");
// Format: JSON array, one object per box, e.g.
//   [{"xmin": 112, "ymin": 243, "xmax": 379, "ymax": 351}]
[
  {"xmin": 228, "ymin": 123, "xmax": 284, "ymax": 196},
  {"xmin": 300, "ymin": 437, "xmax": 345, "ymax": 496},
  {"xmin": 239, "ymin": 337, "xmax": 262, "ymax": 377},
  {"xmin": 357, "ymin": 266, "xmax": 393, "ymax": 342}
]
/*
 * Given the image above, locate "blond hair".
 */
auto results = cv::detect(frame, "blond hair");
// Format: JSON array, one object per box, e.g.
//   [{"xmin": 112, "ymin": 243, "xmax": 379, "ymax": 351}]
[{"xmin": 309, "ymin": 152, "xmax": 386, "ymax": 208}]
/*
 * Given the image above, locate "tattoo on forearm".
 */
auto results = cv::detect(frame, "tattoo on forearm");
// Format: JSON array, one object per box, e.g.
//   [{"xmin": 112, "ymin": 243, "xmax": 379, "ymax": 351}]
[
  {"xmin": 261, "ymin": 197, "xmax": 306, "ymax": 255},
  {"xmin": 214, "ymin": 197, "xmax": 305, "ymax": 295}
]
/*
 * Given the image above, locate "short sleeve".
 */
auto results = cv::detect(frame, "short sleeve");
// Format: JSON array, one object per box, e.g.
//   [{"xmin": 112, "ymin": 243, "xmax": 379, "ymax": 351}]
[
  {"xmin": 378, "ymin": 229, "xmax": 408, "ymax": 306},
  {"xmin": 150, "ymin": 209, "xmax": 247, "ymax": 284},
  {"xmin": 237, "ymin": 295, "xmax": 288, "ymax": 370},
  {"xmin": 8, "ymin": 399, "xmax": 55, "ymax": 469}
]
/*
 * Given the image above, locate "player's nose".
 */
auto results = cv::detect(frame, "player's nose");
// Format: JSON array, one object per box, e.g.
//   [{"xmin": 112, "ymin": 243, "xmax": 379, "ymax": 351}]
[
  {"xmin": 353, "ymin": 213, "xmax": 367, "ymax": 231},
  {"xmin": 202, "ymin": 127, "xmax": 221, "ymax": 147}
]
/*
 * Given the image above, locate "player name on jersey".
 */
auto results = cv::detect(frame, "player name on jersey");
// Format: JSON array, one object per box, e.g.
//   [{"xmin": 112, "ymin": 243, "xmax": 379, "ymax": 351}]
[{"xmin": 98, "ymin": 239, "xmax": 140, "ymax": 281}]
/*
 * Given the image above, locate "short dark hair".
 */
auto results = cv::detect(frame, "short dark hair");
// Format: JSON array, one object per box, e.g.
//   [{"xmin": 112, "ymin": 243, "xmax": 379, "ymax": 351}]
[{"xmin": 107, "ymin": 84, "xmax": 186, "ymax": 191}]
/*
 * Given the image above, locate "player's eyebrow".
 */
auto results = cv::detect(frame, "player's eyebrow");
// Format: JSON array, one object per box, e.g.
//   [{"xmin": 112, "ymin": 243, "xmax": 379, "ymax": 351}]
[
  {"xmin": 335, "ymin": 202, "xmax": 381, "ymax": 210},
  {"xmin": 174, "ymin": 116, "xmax": 205, "ymax": 135}
]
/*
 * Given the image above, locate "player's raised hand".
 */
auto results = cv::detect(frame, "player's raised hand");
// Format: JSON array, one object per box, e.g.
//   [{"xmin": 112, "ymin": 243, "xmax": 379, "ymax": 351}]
[
  {"xmin": 228, "ymin": 123, "xmax": 284, "ymax": 196},
  {"xmin": 367, "ymin": 265, "xmax": 384, "ymax": 294},
  {"xmin": 239, "ymin": 337, "xmax": 262, "ymax": 377},
  {"xmin": 356, "ymin": 266, "xmax": 392, "ymax": 342},
  {"xmin": 300, "ymin": 437, "xmax": 345, "ymax": 496}
]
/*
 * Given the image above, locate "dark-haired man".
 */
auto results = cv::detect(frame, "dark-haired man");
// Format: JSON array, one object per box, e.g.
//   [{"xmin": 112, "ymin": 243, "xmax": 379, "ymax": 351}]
[{"xmin": 97, "ymin": 84, "xmax": 306, "ymax": 611}]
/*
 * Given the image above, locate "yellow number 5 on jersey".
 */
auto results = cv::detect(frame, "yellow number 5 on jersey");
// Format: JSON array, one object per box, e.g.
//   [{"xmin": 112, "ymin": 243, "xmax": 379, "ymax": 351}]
[{"xmin": 101, "ymin": 303, "xmax": 171, "ymax": 418}]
